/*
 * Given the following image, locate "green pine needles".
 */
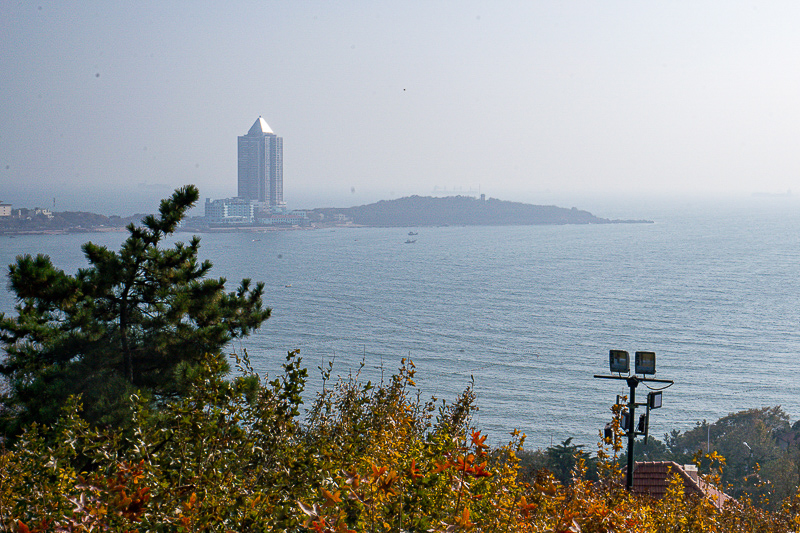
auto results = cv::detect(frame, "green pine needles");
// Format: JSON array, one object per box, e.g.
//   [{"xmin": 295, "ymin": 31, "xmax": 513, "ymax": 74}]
[{"xmin": 0, "ymin": 185, "xmax": 271, "ymax": 439}]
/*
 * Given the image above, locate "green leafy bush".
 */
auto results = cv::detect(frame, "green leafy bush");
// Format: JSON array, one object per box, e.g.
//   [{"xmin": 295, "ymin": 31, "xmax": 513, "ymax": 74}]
[{"xmin": 3, "ymin": 352, "xmax": 800, "ymax": 532}]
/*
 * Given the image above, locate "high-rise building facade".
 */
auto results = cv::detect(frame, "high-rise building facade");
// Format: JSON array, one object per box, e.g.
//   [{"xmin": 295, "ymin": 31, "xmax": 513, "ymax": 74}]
[{"xmin": 238, "ymin": 116, "xmax": 284, "ymax": 208}]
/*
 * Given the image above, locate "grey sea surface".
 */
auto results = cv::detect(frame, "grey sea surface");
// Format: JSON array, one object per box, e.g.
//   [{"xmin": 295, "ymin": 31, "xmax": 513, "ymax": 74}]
[{"xmin": 1, "ymin": 196, "xmax": 799, "ymax": 450}]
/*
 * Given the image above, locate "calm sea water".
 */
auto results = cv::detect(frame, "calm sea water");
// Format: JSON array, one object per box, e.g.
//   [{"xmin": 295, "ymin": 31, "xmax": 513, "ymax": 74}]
[{"xmin": 2, "ymin": 196, "xmax": 799, "ymax": 450}]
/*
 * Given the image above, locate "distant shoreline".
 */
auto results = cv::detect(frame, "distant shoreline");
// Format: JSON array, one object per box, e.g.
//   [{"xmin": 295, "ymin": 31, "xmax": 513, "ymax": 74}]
[
  {"xmin": 1, "ymin": 219, "xmax": 655, "ymax": 237},
  {"xmin": 0, "ymin": 227, "xmax": 129, "ymax": 237},
  {"xmin": 1, "ymin": 195, "xmax": 653, "ymax": 236}
]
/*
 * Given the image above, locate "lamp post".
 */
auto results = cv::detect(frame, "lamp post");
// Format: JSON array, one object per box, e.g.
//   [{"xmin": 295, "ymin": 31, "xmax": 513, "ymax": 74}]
[
  {"xmin": 595, "ymin": 350, "xmax": 674, "ymax": 491},
  {"xmin": 743, "ymin": 441, "xmax": 752, "ymax": 476}
]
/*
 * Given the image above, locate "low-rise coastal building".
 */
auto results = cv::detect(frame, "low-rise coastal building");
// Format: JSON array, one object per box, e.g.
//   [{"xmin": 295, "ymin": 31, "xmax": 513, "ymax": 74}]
[
  {"xmin": 256, "ymin": 211, "xmax": 308, "ymax": 226},
  {"xmin": 204, "ymin": 197, "xmax": 255, "ymax": 225},
  {"xmin": 629, "ymin": 461, "xmax": 733, "ymax": 509}
]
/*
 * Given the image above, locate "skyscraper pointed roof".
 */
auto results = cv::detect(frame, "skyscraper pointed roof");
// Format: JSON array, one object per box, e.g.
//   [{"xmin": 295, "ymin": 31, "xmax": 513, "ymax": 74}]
[{"xmin": 248, "ymin": 116, "xmax": 274, "ymax": 135}]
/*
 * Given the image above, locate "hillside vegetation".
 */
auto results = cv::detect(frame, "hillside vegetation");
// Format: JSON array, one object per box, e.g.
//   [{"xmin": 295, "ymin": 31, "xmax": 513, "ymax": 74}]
[{"xmin": 3, "ymin": 353, "xmax": 800, "ymax": 531}]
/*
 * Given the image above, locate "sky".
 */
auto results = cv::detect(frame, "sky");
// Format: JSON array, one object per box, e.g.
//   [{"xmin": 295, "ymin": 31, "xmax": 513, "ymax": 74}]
[{"xmin": 2, "ymin": 1, "xmax": 800, "ymax": 215}]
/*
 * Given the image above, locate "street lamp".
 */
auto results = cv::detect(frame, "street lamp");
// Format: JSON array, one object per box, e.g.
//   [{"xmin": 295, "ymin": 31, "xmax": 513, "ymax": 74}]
[
  {"xmin": 743, "ymin": 441, "xmax": 753, "ymax": 475},
  {"xmin": 595, "ymin": 349, "xmax": 674, "ymax": 491}
]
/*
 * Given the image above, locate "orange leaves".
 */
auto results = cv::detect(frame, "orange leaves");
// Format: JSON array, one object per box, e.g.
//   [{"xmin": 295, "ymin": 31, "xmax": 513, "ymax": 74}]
[
  {"xmin": 456, "ymin": 454, "xmax": 474, "ymax": 473},
  {"xmin": 472, "ymin": 461, "xmax": 491, "ymax": 478},
  {"xmin": 370, "ymin": 462, "xmax": 387, "ymax": 480},
  {"xmin": 377, "ymin": 470, "xmax": 400, "ymax": 495},
  {"xmin": 108, "ymin": 461, "xmax": 151, "ymax": 521},
  {"xmin": 518, "ymin": 495, "xmax": 537, "ymax": 517},
  {"xmin": 14, "ymin": 520, "xmax": 50, "ymax": 533},
  {"xmin": 308, "ymin": 515, "xmax": 355, "ymax": 533},
  {"xmin": 433, "ymin": 461, "xmax": 452, "ymax": 474},
  {"xmin": 456, "ymin": 506, "xmax": 474, "ymax": 528},
  {"xmin": 367, "ymin": 463, "xmax": 400, "ymax": 495},
  {"xmin": 184, "ymin": 491, "xmax": 197, "ymax": 510},
  {"xmin": 407, "ymin": 458, "xmax": 423, "ymax": 480},
  {"xmin": 453, "ymin": 453, "xmax": 492, "ymax": 479},
  {"xmin": 444, "ymin": 507, "xmax": 475, "ymax": 532},
  {"xmin": 471, "ymin": 430, "xmax": 489, "ymax": 452},
  {"xmin": 311, "ymin": 516, "xmax": 328, "ymax": 533},
  {"xmin": 178, "ymin": 492, "xmax": 199, "ymax": 530},
  {"xmin": 341, "ymin": 468, "xmax": 360, "ymax": 489},
  {"xmin": 322, "ymin": 488, "xmax": 342, "ymax": 507}
]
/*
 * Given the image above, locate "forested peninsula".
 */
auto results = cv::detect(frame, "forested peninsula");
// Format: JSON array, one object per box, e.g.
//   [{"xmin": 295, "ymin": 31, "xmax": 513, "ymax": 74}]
[{"xmin": 309, "ymin": 195, "xmax": 652, "ymax": 227}]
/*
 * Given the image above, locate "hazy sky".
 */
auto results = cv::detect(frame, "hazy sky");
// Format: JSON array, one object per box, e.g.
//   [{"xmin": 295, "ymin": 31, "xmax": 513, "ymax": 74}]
[{"xmin": 2, "ymin": 1, "xmax": 800, "ymax": 214}]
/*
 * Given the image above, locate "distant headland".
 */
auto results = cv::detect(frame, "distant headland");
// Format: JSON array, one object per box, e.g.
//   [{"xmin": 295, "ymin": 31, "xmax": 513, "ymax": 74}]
[
  {"xmin": 306, "ymin": 195, "xmax": 652, "ymax": 227},
  {"xmin": 0, "ymin": 195, "xmax": 651, "ymax": 235}
]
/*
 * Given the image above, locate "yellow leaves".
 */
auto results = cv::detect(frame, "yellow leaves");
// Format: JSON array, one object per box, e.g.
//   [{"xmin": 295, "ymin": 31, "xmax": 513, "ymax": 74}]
[
  {"xmin": 7, "ymin": 358, "xmax": 797, "ymax": 533},
  {"xmin": 707, "ymin": 450, "xmax": 727, "ymax": 465}
]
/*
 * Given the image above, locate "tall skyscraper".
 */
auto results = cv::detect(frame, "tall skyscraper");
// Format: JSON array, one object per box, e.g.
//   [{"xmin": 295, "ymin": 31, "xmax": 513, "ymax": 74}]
[{"xmin": 238, "ymin": 116, "xmax": 284, "ymax": 208}]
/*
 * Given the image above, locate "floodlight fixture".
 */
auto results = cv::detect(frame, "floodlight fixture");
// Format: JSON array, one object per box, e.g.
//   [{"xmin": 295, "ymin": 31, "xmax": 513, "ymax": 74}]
[
  {"xmin": 621, "ymin": 409, "xmax": 631, "ymax": 432},
  {"xmin": 648, "ymin": 391, "xmax": 662, "ymax": 409},
  {"xmin": 609, "ymin": 350, "xmax": 630, "ymax": 373},
  {"xmin": 635, "ymin": 351, "xmax": 656, "ymax": 375}
]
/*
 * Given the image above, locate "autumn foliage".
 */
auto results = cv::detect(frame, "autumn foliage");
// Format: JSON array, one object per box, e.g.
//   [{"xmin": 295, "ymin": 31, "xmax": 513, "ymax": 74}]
[{"xmin": 2, "ymin": 351, "xmax": 800, "ymax": 532}]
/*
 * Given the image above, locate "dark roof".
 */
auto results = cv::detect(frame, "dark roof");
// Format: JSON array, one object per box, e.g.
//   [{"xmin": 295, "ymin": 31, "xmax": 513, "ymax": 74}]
[{"xmin": 629, "ymin": 461, "xmax": 732, "ymax": 509}]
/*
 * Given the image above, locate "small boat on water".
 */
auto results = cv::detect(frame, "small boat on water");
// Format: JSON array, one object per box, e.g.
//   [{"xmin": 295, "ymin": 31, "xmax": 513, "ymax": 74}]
[
  {"xmin": 408, "ymin": 231, "xmax": 418, "ymax": 236},
  {"xmin": 404, "ymin": 239, "xmax": 416, "ymax": 244}
]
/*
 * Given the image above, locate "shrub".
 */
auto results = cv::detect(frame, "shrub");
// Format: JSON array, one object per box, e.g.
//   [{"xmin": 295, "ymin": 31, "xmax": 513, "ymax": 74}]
[{"xmin": 2, "ymin": 352, "xmax": 800, "ymax": 532}]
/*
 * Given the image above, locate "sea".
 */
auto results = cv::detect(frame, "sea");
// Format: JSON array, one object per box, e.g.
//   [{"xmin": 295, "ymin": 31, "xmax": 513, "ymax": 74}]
[{"xmin": 2, "ymin": 195, "xmax": 799, "ymax": 451}]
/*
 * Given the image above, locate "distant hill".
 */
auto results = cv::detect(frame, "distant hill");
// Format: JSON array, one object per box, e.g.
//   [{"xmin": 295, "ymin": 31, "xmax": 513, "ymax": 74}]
[{"xmin": 308, "ymin": 195, "xmax": 651, "ymax": 227}]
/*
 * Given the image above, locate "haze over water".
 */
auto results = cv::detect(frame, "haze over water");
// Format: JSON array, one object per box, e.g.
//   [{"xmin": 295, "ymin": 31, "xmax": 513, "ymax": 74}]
[{"xmin": 2, "ymin": 195, "xmax": 798, "ymax": 450}]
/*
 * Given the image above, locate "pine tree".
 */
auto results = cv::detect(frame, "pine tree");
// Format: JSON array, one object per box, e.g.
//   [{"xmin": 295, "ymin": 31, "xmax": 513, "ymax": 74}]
[{"xmin": 0, "ymin": 185, "xmax": 270, "ymax": 438}]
